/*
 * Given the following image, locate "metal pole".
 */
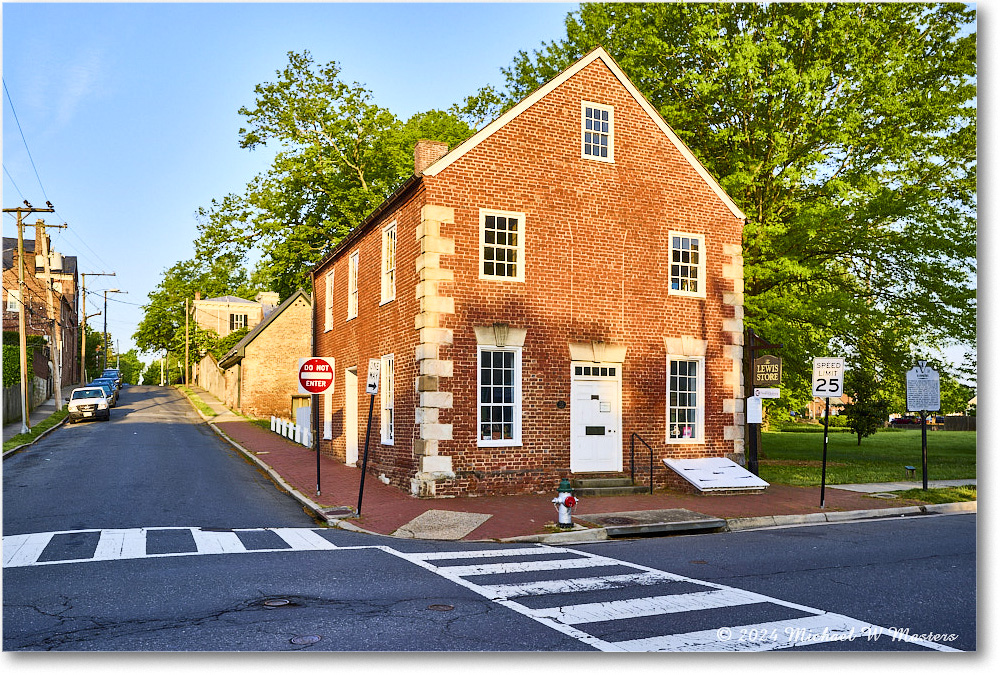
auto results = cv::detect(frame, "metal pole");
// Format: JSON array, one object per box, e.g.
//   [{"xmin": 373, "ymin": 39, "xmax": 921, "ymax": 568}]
[
  {"xmin": 314, "ymin": 393, "xmax": 321, "ymax": 496},
  {"xmin": 102, "ymin": 291, "xmax": 108, "ymax": 371},
  {"xmin": 184, "ymin": 298, "xmax": 189, "ymax": 385},
  {"xmin": 357, "ymin": 394, "xmax": 376, "ymax": 516},
  {"xmin": 80, "ymin": 275, "xmax": 87, "ymax": 384},
  {"xmin": 921, "ymin": 410, "xmax": 929, "ymax": 490},
  {"xmin": 820, "ymin": 396, "xmax": 830, "ymax": 508}
]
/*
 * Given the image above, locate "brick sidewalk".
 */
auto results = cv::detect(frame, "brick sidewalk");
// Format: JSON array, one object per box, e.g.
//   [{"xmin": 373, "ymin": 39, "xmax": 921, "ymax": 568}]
[{"xmin": 211, "ymin": 418, "xmax": 919, "ymax": 541}]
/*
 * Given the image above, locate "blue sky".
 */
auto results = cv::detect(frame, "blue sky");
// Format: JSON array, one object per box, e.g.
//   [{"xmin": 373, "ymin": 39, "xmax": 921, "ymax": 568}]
[
  {"xmin": 2, "ymin": 1, "xmax": 577, "ymax": 360},
  {"xmin": 2, "ymin": 1, "xmax": 981, "ymax": 379}
]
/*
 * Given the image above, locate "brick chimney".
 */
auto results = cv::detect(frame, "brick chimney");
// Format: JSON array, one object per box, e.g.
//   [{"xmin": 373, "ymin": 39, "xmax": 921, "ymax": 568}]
[{"xmin": 414, "ymin": 140, "xmax": 449, "ymax": 176}]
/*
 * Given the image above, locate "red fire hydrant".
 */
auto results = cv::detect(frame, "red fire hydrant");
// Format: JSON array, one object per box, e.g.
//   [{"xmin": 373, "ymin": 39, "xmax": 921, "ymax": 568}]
[{"xmin": 552, "ymin": 478, "xmax": 578, "ymax": 529}]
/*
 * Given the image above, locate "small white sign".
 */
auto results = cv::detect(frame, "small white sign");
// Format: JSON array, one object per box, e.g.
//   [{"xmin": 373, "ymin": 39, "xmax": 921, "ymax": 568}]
[
  {"xmin": 812, "ymin": 357, "xmax": 845, "ymax": 398},
  {"xmin": 747, "ymin": 396, "xmax": 763, "ymax": 424},
  {"xmin": 366, "ymin": 358, "xmax": 381, "ymax": 395},
  {"xmin": 906, "ymin": 361, "xmax": 941, "ymax": 412},
  {"xmin": 754, "ymin": 388, "xmax": 780, "ymax": 399}
]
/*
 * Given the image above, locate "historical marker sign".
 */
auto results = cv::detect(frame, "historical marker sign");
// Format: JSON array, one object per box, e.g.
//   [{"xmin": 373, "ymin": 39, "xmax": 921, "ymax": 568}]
[
  {"xmin": 298, "ymin": 357, "xmax": 335, "ymax": 395},
  {"xmin": 906, "ymin": 362, "xmax": 941, "ymax": 412},
  {"xmin": 812, "ymin": 357, "xmax": 845, "ymax": 398},
  {"xmin": 752, "ymin": 355, "xmax": 782, "ymax": 388}
]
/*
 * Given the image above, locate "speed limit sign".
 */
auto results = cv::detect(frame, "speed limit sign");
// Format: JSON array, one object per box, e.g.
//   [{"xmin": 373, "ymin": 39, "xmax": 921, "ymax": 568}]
[{"xmin": 812, "ymin": 358, "xmax": 845, "ymax": 398}]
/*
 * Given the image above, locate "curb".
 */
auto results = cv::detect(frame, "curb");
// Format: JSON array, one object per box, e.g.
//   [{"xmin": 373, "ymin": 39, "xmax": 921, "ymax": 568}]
[
  {"xmin": 726, "ymin": 501, "xmax": 977, "ymax": 531},
  {"xmin": 2, "ymin": 414, "xmax": 68, "ymax": 460}
]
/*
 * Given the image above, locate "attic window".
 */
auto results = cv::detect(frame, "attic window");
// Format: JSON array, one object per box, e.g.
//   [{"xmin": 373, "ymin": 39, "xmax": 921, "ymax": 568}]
[{"xmin": 582, "ymin": 101, "xmax": 614, "ymax": 163}]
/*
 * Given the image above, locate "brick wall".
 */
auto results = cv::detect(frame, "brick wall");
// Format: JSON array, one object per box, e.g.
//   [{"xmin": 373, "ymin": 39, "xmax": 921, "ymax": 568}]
[
  {"xmin": 236, "ymin": 295, "xmax": 313, "ymax": 419},
  {"xmin": 313, "ymin": 55, "xmax": 744, "ymax": 497}
]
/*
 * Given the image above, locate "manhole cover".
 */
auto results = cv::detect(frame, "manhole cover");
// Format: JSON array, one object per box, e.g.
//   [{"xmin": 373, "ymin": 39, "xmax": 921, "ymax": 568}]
[
  {"xmin": 427, "ymin": 604, "xmax": 454, "ymax": 611},
  {"xmin": 263, "ymin": 598, "xmax": 291, "ymax": 607},
  {"xmin": 602, "ymin": 516, "xmax": 639, "ymax": 525},
  {"xmin": 290, "ymin": 635, "xmax": 322, "ymax": 645}
]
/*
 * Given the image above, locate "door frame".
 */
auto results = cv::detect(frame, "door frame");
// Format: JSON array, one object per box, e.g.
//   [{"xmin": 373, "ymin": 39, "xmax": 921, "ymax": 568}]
[
  {"xmin": 569, "ymin": 361, "xmax": 623, "ymax": 473},
  {"xmin": 345, "ymin": 367, "xmax": 359, "ymax": 466}
]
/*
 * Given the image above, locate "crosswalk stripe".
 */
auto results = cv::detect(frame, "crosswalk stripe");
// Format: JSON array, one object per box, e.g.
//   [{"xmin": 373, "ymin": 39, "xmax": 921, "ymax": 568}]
[
  {"xmin": 192, "ymin": 529, "xmax": 247, "ymax": 555},
  {"xmin": 411, "ymin": 546, "xmax": 556, "ymax": 561},
  {"xmin": 4, "ymin": 532, "xmax": 56, "ymax": 567},
  {"xmin": 479, "ymin": 571, "xmax": 681, "ymax": 599},
  {"xmin": 530, "ymin": 588, "xmax": 765, "ymax": 625},
  {"xmin": 91, "ymin": 529, "xmax": 147, "ymax": 561},
  {"xmin": 434, "ymin": 556, "xmax": 610, "ymax": 577},
  {"xmin": 271, "ymin": 528, "xmax": 338, "ymax": 551}
]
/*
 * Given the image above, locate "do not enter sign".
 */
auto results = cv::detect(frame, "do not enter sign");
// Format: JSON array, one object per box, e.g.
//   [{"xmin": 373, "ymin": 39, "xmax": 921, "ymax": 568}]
[{"xmin": 299, "ymin": 357, "xmax": 335, "ymax": 394}]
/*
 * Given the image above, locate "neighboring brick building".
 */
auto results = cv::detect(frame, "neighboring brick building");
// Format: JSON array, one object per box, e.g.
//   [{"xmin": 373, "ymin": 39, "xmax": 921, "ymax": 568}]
[
  {"xmin": 216, "ymin": 289, "xmax": 312, "ymax": 419},
  {"xmin": 312, "ymin": 47, "xmax": 746, "ymax": 497},
  {"xmin": 192, "ymin": 292, "xmax": 278, "ymax": 338},
  {"xmin": 3, "ymin": 229, "xmax": 80, "ymax": 387}
]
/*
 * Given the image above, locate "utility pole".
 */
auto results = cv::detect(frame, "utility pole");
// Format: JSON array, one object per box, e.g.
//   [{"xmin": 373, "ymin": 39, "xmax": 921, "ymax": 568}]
[
  {"xmin": 185, "ymin": 298, "xmax": 190, "ymax": 385},
  {"xmin": 80, "ymin": 272, "xmax": 115, "ymax": 384},
  {"xmin": 35, "ymin": 219, "xmax": 68, "ymax": 409},
  {"xmin": 102, "ymin": 289, "xmax": 127, "ymax": 371},
  {"xmin": 4, "ymin": 202, "xmax": 54, "ymax": 433}
]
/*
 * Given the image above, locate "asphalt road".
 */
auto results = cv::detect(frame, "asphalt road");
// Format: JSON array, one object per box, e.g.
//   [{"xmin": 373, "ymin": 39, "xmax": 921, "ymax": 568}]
[{"xmin": 2, "ymin": 386, "xmax": 977, "ymax": 653}]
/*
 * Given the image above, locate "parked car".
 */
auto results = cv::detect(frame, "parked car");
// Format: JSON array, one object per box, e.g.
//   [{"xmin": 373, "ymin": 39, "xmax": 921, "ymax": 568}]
[
  {"xmin": 101, "ymin": 369, "xmax": 123, "ymax": 388},
  {"xmin": 67, "ymin": 387, "xmax": 111, "ymax": 423},
  {"xmin": 90, "ymin": 380, "xmax": 118, "ymax": 407}
]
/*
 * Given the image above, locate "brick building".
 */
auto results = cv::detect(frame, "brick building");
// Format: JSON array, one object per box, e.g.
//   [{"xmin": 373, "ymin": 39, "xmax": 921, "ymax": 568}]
[
  {"xmin": 216, "ymin": 289, "xmax": 312, "ymax": 419},
  {"xmin": 312, "ymin": 48, "xmax": 746, "ymax": 497},
  {"xmin": 3, "ymin": 227, "xmax": 80, "ymax": 387},
  {"xmin": 192, "ymin": 291, "xmax": 279, "ymax": 339}
]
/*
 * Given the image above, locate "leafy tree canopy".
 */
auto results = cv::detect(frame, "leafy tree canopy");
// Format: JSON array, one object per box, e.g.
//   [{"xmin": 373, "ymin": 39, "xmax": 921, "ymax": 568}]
[
  {"xmin": 456, "ymin": 2, "xmax": 976, "ymax": 398},
  {"xmin": 195, "ymin": 50, "xmax": 475, "ymax": 297}
]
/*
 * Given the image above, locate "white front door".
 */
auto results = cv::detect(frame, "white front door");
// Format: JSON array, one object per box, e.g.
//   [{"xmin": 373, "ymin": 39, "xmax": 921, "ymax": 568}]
[
  {"xmin": 345, "ymin": 368, "xmax": 358, "ymax": 466},
  {"xmin": 570, "ymin": 364, "xmax": 622, "ymax": 472}
]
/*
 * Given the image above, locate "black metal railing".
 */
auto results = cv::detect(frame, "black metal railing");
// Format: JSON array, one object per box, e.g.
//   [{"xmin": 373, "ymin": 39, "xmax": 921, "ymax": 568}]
[{"xmin": 630, "ymin": 432, "xmax": 655, "ymax": 494}]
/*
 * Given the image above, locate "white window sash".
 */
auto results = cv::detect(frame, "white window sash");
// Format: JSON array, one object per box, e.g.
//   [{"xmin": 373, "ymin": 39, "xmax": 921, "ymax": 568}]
[
  {"xmin": 668, "ymin": 231, "xmax": 707, "ymax": 298},
  {"xmin": 666, "ymin": 355, "xmax": 705, "ymax": 443},
  {"xmin": 324, "ymin": 270, "xmax": 334, "ymax": 331},
  {"xmin": 347, "ymin": 251, "xmax": 359, "ymax": 319},
  {"xmin": 476, "ymin": 346, "xmax": 522, "ymax": 447},
  {"xmin": 479, "ymin": 208, "xmax": 526, "ymax": 283},
  {"xmin": 581, "ymin": 101, "xmax": 614, "ymax": 163},
  {"xmin": 381, "ymin": 222, "xmax": 397, "ymax": 304}
]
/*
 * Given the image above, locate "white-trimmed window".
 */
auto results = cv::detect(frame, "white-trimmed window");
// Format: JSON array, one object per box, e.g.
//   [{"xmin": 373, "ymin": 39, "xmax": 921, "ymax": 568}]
[
  {"xmin": 380, "ymin": 353, "xmax": 394, "ymax": 444},
  {"xmin": 667, "ymin": 356, "xmax": 705, "ymax": 442},
  {"xmin": 477, "ymin": 346, "xmax": 522, "ymax": 446},
  {"xmin": 6, "ymin": 289, "xmax": 20, "ymax": 313},
  {"xmin": 381, "ymin": 221, "xmax": 396, "ymax": 304},
  {"xmin": 582, "ymin": 101, "xmax": 614, "ymax": 162},
  {"xmin": 480, "ymin": 209, "xmax": 525, "ymax": 282},
  {"xmin": 324, "ymin": 270, "xmax": 334, "ymax": 331},
  {"xmin": 347, "ymin": 250, "xmax": 359, "ymax": 320},
  {"xmin": 669, "ymin": 232, "xmax": 706, "ymax": 297},
  {"xmin": 230, "ymin": 313, "xmax": 248, "ymax": 331}
]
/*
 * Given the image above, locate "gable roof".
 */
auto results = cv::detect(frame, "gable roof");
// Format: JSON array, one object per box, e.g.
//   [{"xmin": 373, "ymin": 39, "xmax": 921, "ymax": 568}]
[
  {"xmin": 422, "ymin": 47, "xmax": 744, "ymax": 221},
  {"xmin": 218, "ymin": 289, "xmax": 311, "ymax": 369}
]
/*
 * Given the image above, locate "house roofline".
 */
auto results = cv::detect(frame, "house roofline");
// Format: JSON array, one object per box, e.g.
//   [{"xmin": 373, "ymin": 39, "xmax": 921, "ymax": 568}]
[
  {"xmin": 423, "ymin": 46, "xmax": 745, "ymax": 221},
  {"xmin": 218, "ymin": 288, "xmax": 312, "ymax": 369}
]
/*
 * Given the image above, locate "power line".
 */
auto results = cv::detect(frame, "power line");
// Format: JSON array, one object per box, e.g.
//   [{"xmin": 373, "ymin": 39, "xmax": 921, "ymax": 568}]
[
  {"xmin": 2, "ymin": 165, "xmax": 27, "ymax": 202},
  {"xmin": 2, "ymin": 78, "xmax": 49, "ymax": 202}
]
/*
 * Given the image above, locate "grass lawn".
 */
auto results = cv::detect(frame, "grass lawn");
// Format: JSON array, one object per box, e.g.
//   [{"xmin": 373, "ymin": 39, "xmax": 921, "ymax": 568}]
[
  {"xmin": 759, "ymin": 429, "xmax": 976, "ymax": 486},
  {"xmin": 176, "ymin": 385, "xmax": 217, "ymax": 417},
  {"xmin": 3, "ymin": 408, "xmax": 69, "ymax": 453}
]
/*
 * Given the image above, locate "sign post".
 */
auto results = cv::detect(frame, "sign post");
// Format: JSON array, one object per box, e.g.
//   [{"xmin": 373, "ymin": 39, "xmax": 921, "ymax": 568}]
[
  {"xmin": 744, "ymin": 330, "xmax": 783, "ymax": 476},
  {"xmin": 906, "ymin": 361, "xmax": 941, "ymax": 490},
  {"xmin": 299, "ymin": 357, "xmax": 335, "ymax": 495},
  {"xmin": 357, "ymin": 358, "xmax": 380, "ymax": 516},
  {"xmin": 812, "ymin": 357, "xmax": 845, "ymax": 508}
]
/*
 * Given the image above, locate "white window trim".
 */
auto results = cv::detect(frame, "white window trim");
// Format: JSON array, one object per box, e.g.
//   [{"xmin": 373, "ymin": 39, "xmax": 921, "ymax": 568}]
[
  {"xmin": 476, "ymin": 345, "xmax": 523, "ymax": 447},
  {"xmin": 380, "ymin": 353, "xmax": 394, "ymax": 445},
  {"xmin": 347, "ymin": 250, "xmax": 359, "ymax": 320},
  {"xmin": 381, "ymin": 221, "xmax": 397, "ymax": 305},
  {"xmin": 581, "ymin": 101, "xmax": 614, "ymax": 163},
  {"xmin": 479, "ymin": 208, "xmax": 526, "ymax": 283},
  {"xmin": 6, "ymin": 288, "xmax": 20, "ymax": 313},
  {"xmin": 668, "ymin": 231, "xmax": 707, "ymax": 299},
  {"xmin": 666, "ymin": 354, "xmax": 705, "ymax": 444},
  {"xmin": 324, "ymin": 270, "xmax": 334, "ymax": 331}
]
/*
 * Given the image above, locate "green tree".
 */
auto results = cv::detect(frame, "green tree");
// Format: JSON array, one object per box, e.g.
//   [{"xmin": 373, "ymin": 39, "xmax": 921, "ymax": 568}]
[
  {"xmin": 116, "ymin": 349, "xmax": 145, "ymax": 385},
  {"xmin": 133, "ymin": 255, "xmax": 257, "ymax": 357},
  {"xmin": 843, "ymin": 365, "xmax": 891, "ymax": 445},
  {"xmin": 458, "ymin": 2, "xmax": 976, "ymax": 396},
  {"xmin": 195, "ymin": 50, "xmax": 475, "ymax": 296}
]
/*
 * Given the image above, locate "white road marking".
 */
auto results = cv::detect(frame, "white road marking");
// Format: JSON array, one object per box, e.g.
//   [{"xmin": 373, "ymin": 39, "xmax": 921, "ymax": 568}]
[
  {"xmin": 4, "ymin": 532, "xmax": 56, "ymax": 567},
  {"xmin": 531, "ymin": 588, "xmax": 765, "ymax": 625}
]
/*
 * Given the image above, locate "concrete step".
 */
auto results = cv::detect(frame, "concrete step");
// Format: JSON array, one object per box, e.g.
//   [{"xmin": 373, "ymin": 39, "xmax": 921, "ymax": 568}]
[
  {"xmin": 571, "ymin": 477, "xmax": 651, "ymax": 497},
  {"xmin": 576, "ymin": 509, "xmax": 727, "ymax": 537}
]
